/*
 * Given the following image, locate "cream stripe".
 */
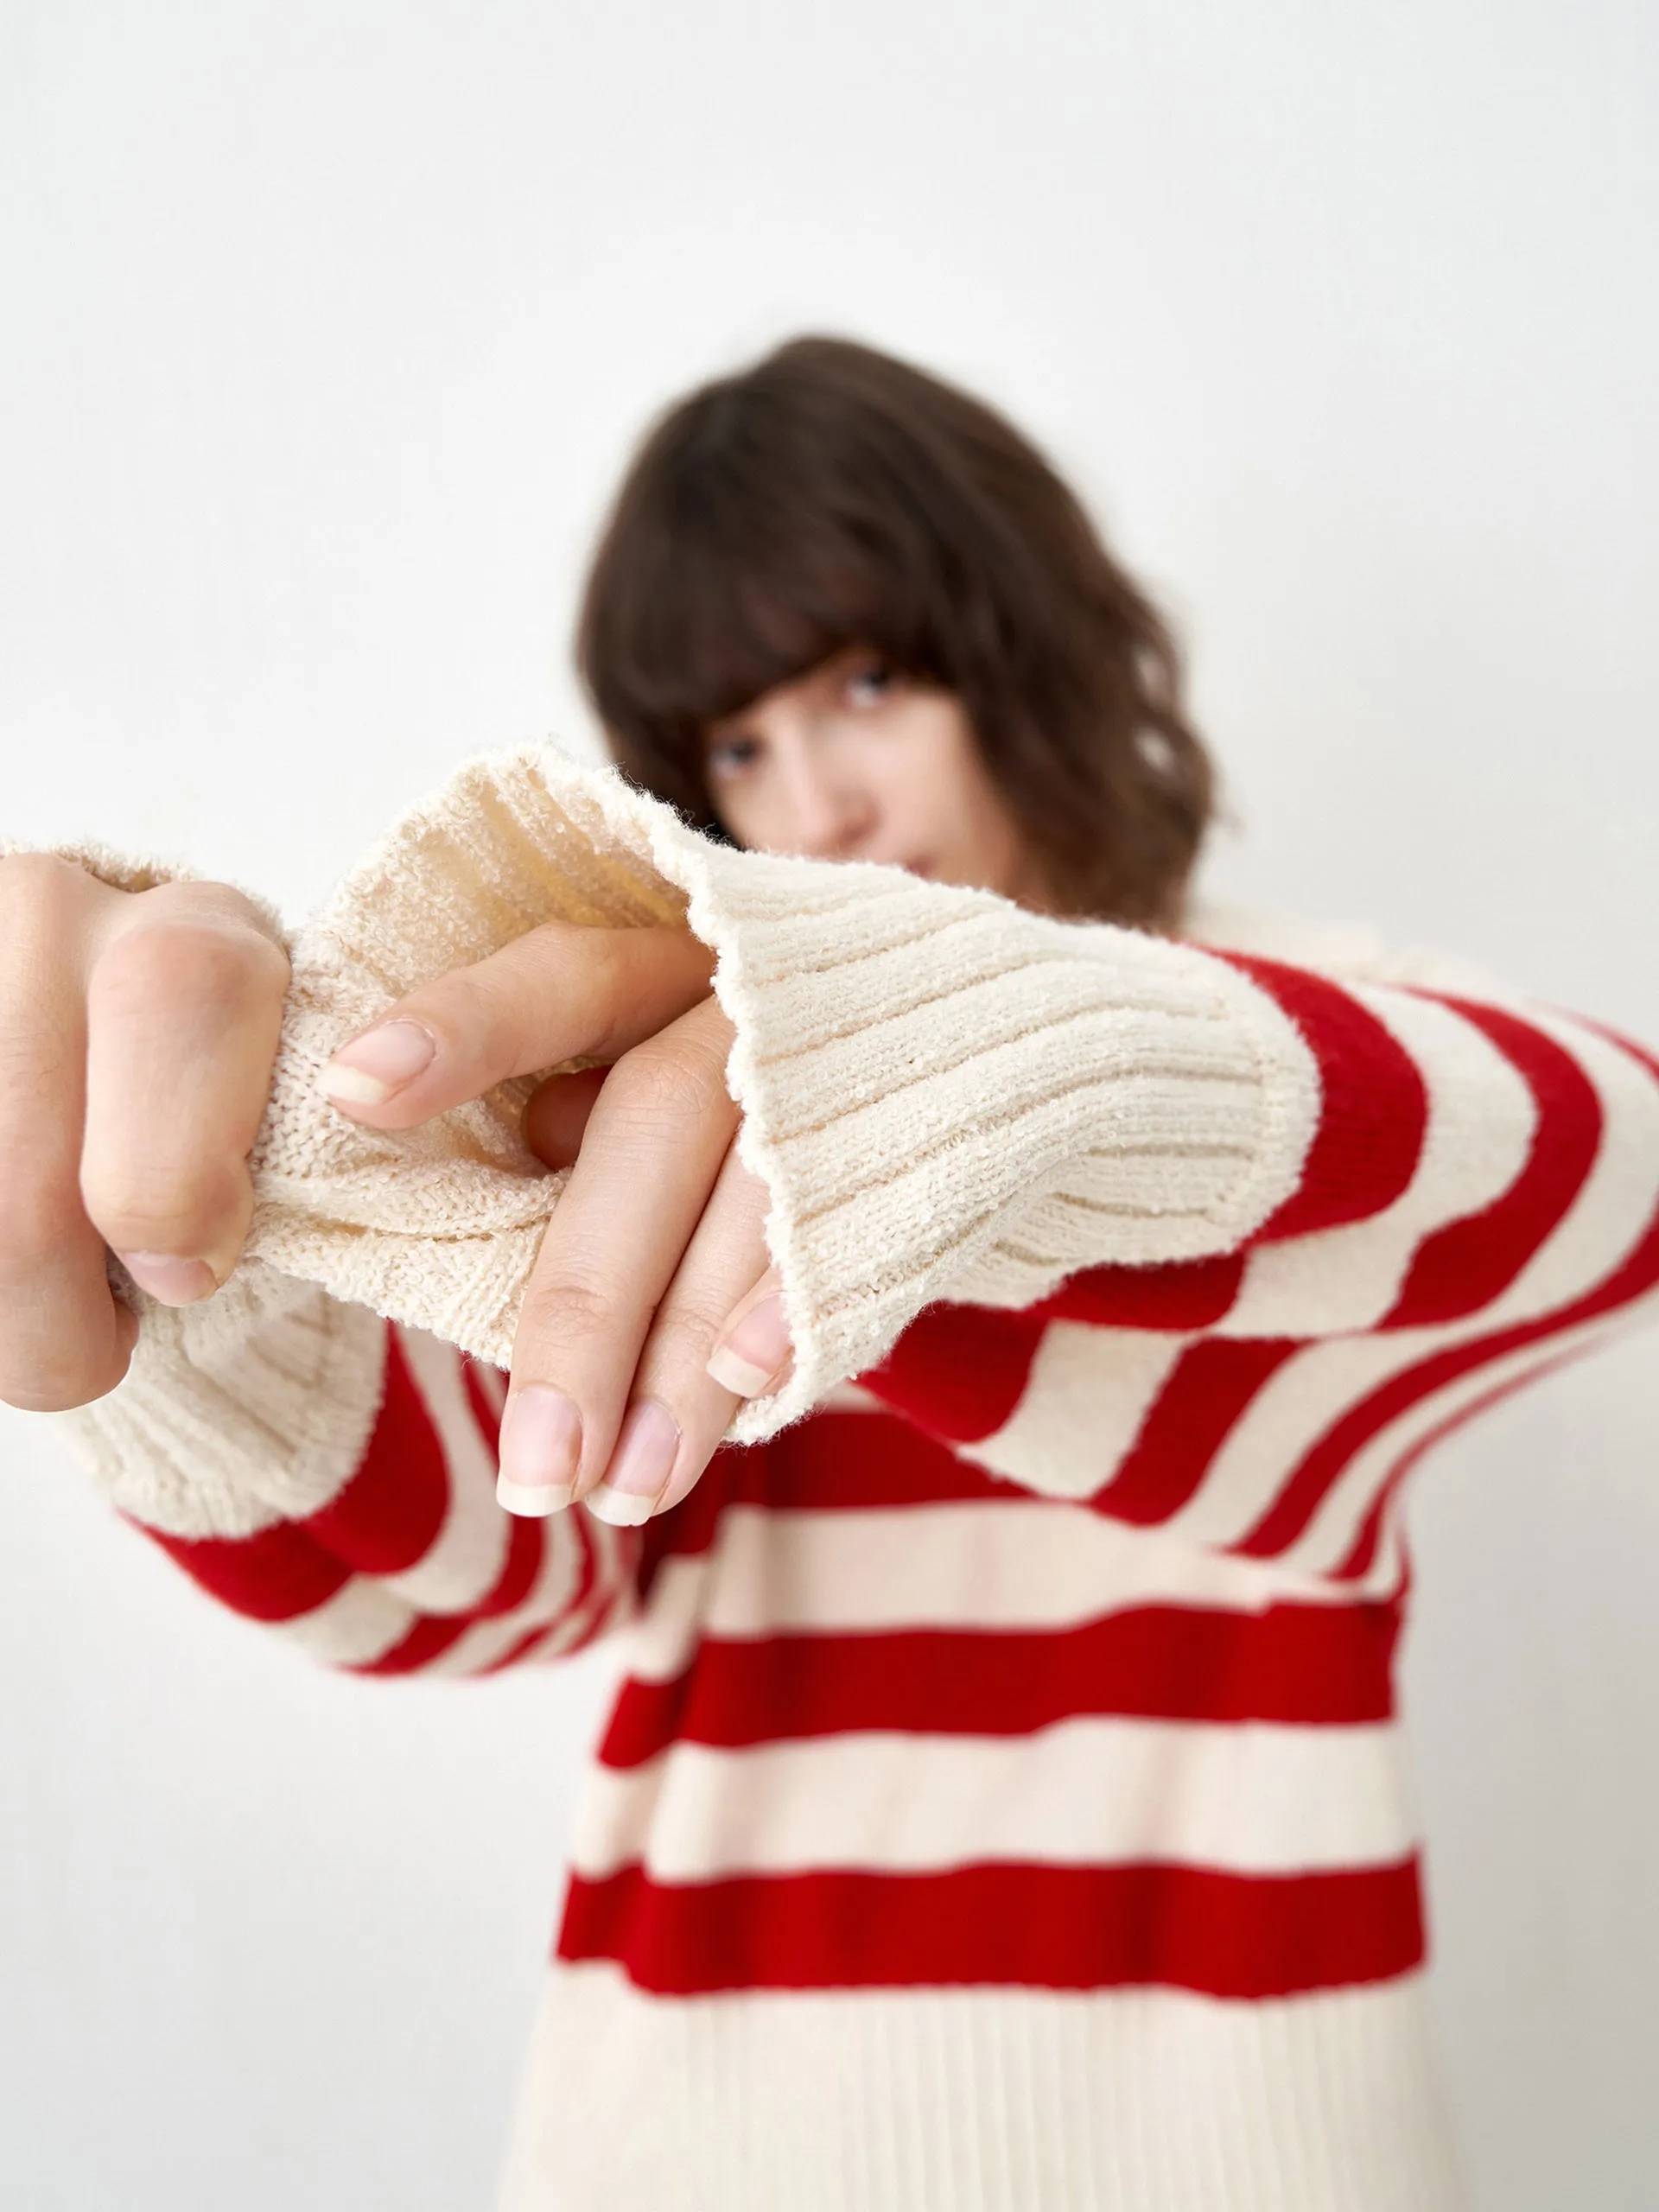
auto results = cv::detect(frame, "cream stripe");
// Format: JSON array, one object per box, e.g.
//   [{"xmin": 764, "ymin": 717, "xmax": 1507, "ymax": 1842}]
[
  {"xmin": 277, "ymin": 1578, "xmax": 418, "ymax": 1668},
  {"xmin": 699, "ymin": 1499, "xmax": 1351, "ymax": 1632},
  {"xmin": 381, "ymin": 1327, "xmax": 512, "ymax": 1613},
  {"xmin": 1094, "ymin": 1007, "xmax": 1659, "ymax": 1560},
  {"xmin": 1221, "ymin": 988, "xmax": 1535, "ymax": 1338},
  {"xmin": 959, "ymin": 1323, "xmax": 1192, "ymax": 1501},
  {"xmin": 1471, "ymin": 1006, "xmax": 1659, "ymax": 1326},
  {"xmin": 623, "ymin": 1499, "xmax": 1356, "ymax": 1688},
  {"xmin": 1287, "ymin": 1296, "xmax": 1659, "ymax": 1577},
  {"xmin": 423, "ymin": 1520, "xmax": 588, "ymax": 1675},
  {"xmin": 1157, "ymin": 1333, "xmax": 1449, "ymax": 1555},
  {"xmin": 570, "ymin": 1715, "xmax": 1418, "ymax": 1883}
]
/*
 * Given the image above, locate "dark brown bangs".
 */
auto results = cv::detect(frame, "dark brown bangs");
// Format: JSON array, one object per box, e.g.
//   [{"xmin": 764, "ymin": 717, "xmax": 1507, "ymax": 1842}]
[
  {"xmin": 578, "ymin": 373, "xmax": 950, "ymax": 830},
  {"xmin": 577, "ymin": 336, "xmax": 1217, "ymax": 923}
]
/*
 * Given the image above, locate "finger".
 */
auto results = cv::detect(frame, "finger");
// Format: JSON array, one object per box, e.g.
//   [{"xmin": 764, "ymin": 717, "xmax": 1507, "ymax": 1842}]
[
  {"xmin": 313, "ymin": 922, "xmax": 715, "ymax": 1128},
  {"xmin": 0, "ymin": 860, "xmax": 135, "ymax": 1410},
  {"xmin": 493, "ymin": 998, "xmax": 739, "ymax": 1517},
  {"xmin": 584, "ymin": 1148, "xmax": 779, "ymax": 1526},
  {"xmin": 522, "ymin": 1065, "xmax": 609, "ymax": 1173},
  {"xmin": 81, "ymin": 911, "xmax": 290, "ymax": 1303},
  {"xmin": 705, "ymin": 1266, "xmax": 794, "ymax": 1401}
]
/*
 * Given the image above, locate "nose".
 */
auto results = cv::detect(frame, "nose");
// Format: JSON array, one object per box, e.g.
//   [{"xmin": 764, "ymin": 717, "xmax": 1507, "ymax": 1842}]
[{"xmin": 770, "ymin": 734, "xmax": 878, "ymax": 861}]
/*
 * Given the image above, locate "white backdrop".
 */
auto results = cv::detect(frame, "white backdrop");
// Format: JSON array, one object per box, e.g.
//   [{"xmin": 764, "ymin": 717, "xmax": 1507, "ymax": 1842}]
[{"xmin": 3, "ymin": 2, "xmax": 1656, "ymax": 2205}]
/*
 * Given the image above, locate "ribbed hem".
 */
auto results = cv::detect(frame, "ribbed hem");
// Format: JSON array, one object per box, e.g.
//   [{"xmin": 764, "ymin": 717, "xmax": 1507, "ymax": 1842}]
[
  {"xmin": 496, "ymin": 1961, "xmax": 1471, "ymax": 2212},
  {"xmin": 51, "ymin": 1259, "xmax": 389, "ymax": 1538}
]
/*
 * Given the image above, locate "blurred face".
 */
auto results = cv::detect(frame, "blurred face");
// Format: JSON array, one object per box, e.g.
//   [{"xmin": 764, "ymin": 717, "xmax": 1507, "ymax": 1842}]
[{"xmin": 700, "ymin": 646, "xmax": 1048, "ymax": 906}]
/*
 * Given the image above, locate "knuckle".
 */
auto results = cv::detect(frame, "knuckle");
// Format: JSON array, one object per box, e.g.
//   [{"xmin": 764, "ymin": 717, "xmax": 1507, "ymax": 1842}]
[
  {"xmin": 81, "ymin": 1159, "xmax": 246, "ymax": 1255},
  {"xmin": 518, "ymin": 1274, "xmax": 627, "ymax": 1350},
  {"xmin": 90, "ymin": 918, "xmax": 284, "ymax": 1019},
  {"xmin": 648, "ymin": 1296, "xmax": 728, "ymax": 1373},
  {"xmin": 607, "ymin": 1037, "xmax": 730, "ymax": 1128}
]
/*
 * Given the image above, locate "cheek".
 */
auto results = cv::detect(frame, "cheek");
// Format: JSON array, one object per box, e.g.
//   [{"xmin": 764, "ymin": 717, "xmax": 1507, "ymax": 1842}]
[
  {"xmin": 705, "ymin": 781, "xmax": 771, "ymax": 850},
  {"xmin": 913, "ymin": 726, "xmax": 1029, "ymax": 889}
]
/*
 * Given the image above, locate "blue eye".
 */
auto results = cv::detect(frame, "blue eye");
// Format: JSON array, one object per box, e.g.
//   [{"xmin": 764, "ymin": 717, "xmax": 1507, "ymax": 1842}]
[
  {"xmin": 706, "ymin": 734, "xmax": 762, "ymax": 778},
  {"xmin": 846, "ymin": 660, "xmax": 897, "ymax": 707}
]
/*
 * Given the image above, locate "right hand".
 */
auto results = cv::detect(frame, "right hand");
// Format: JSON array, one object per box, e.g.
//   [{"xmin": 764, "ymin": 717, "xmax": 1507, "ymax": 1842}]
[{"xmin": 0, "ymin": 854, "xmax": 292, "ymax": 1413}]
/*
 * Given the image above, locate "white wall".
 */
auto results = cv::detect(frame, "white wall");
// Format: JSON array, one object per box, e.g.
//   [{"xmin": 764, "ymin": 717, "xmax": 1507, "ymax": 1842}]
[{"xmin": 3, "ymin": 2, "xmax": 1656, "ymax": 2204}]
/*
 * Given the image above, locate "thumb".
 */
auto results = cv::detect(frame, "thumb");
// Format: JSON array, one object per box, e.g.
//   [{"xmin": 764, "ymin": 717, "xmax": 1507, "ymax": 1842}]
[{"xmin": 312, "ymin": 920, "xmax": 716, "ymax": 1126}]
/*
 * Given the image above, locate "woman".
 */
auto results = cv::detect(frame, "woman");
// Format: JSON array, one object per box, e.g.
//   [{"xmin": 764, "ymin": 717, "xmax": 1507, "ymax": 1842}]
[{"xmin": 7, "ymin": 336, "xmax": 1657, "ymax": 2211}]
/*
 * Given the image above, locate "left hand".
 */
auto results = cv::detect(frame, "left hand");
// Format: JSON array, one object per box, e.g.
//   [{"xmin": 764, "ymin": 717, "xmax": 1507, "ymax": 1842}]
[{"xmin": 314, "ymin": 919, "xmax": 794, "ymax": 1525}]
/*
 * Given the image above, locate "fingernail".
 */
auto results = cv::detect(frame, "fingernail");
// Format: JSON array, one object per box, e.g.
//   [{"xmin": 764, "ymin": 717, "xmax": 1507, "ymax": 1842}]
[
  {"xmin": 706, "ymin": 1294, "xmax": 791, "ymax": 1398},
  {"xmin": 586, "ymin": 1400, "xmax": 679, "ymax": 1526},
  {"xmin": 496, "ymin": 1385, "xmax": 582, "ymax": 1516},
  {"xmin": 315, "ymin": 1020, "xmax": 436, "ymax": 1106},
  {"xmin": 115, "ymin": 1253, "xmax": 218, "ymax": 1306}
]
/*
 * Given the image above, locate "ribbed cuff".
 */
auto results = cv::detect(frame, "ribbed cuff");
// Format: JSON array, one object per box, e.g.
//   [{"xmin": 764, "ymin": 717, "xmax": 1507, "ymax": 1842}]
[
  {"xmin": 50, "ymin": 1259, "xmax": 389, "ymax": 1540},
  {"xmin": 138, "ymin": 741, "xmax": 1319, "ymax": 1444}
]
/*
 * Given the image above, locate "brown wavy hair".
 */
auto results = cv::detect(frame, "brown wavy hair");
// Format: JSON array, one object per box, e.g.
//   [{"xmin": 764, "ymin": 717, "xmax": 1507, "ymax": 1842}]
[{"xmin": 575, "ymin": 334, "xmax": 1215, "ymax": 926}]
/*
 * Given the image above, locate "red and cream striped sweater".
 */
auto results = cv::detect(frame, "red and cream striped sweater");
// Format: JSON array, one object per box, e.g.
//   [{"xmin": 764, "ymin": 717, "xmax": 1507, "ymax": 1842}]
[{"xmin": 36, "ymin": 746, "xmax": 1659, "ymax": 2211}]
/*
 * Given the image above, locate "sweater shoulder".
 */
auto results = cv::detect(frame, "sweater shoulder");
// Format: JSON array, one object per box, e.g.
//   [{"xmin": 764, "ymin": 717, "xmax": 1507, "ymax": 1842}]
[{"xmin": 1178, "ymin": 897, "xmax": 1518, "ymax": 1002}]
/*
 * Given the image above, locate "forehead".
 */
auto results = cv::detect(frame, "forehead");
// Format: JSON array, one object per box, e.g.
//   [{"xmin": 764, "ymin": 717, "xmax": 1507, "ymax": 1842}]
[{"xmin": 702, "ymin": 646, "xmax": 867, "ymax": 734}]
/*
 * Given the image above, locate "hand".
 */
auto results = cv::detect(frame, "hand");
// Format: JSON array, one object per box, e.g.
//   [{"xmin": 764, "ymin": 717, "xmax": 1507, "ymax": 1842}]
[
  {"xmin": 0, "ymin": 854, "xmax": 291, "ymax": 1411},
  {"xmin": 314, "ymin": 919, "xmax": 796, "ymax": 1526}
]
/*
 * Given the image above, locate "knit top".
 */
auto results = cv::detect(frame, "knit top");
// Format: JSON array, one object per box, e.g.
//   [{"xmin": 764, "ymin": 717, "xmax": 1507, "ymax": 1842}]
[{"xmin": 29, "ymin": 742, "xmax": 1659, "ymax": 2212}]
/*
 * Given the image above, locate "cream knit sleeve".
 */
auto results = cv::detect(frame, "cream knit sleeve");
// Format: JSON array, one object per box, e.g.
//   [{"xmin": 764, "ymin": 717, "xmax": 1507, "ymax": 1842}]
[
  {"xmin": 239, "ymin": 741, "xmax": 1322, "ymax": 1440},
  {"xmin": 15, "ymin": 741, "xmax": 1325, "ymax": 1472}
]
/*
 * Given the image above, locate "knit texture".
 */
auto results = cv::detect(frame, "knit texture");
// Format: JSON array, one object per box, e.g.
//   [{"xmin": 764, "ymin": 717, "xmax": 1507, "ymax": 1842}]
[
  {"xmin": 36, "ymin": 741, "xmax": 1344, "ymax": 1515},
  {"xmin": 22, "ymin": 744, "xmax": 1659, "ymax": 2212}
]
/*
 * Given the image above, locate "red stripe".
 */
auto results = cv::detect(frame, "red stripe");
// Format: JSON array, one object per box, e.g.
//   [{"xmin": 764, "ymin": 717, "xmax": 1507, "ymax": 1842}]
[
  {"xmin": 730, "ymin": 1414, "xmax": 1009, "ymax": 1510},
  {"xmin": 1385, "ymin": 996, "xmax": 1603, "ymax": 1327},
  {"xmin": 347, "ymin": 1611, "xmax": 470, "ymax": 1675},
  {"xmin": 301, "ymin": 1326, "xmax": 449, "ymax": 1575},
  {"xmin": 1213, "ymin": 953, "xmax": 1428, "ymax": 1242},
  {"xmin": 557, "ymin": 1857, "xmax": 1426, "ymax": 1999},
  {"xmin": 1090, "ymin": 1338, "xmax": 1300, "ymax": 1523},
  {"xmin": 1335, "ymin": 1349, "xmax": 1594, "ymax": 1582},
  {"xmin": 860, "ymin": 1305, "xmax": 1048, "ymax": 1443},
  {"xmin": 1040, "ymin": 1253, "xmax": 1247, "ymax": 1332},
  {"xmin": 1238, "ymin": 1162, "xmax": 1659, "ymax": 1563},
  {"xmin": 136, "ymin": 1516, "xmax": 351, "ymax": 1623},
  {"xmin": 475, "ymin": 1508, "xmax": 545, "ymax": 1618},
  {"xmin": 480, "ymin": 1621, "xmax": 566, "ymax": 1674},
  {"xmin": 598, "ymin": 1597, "xmax": 1402, "ymax": 1769},
  {"xmin": 638, "ymin": 1419, "xmax": 1010, "ymax": 1594}
]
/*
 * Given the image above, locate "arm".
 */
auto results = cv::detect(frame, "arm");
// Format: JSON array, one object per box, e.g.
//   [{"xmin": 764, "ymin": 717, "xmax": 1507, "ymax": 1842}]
[
  {"xmin": 54, "ymin": 1257, "xmax": 639, "ymax": 1675},
  {"xmin": 26, "ymin": 745, "xmax": 1656, "ymax": 1611},
  {"xmin": 849, "ymin": 969, "xmax": 1659, "ymax": 1582}
]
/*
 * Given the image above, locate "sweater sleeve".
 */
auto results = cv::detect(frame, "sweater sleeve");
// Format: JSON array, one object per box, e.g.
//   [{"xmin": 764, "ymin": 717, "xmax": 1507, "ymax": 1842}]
[
  {"xmin": 10, "ymin": 827, "xmax": 641, "ymax": 1677},
  {"xmin": 26, "ymin": 742, "xmax": 1659, "ymax": 1616},
  {"xmin": 52, "ymin": 1256, "xmax": 640, "ymax": 1675},
  {"xmin": 852, "ymin": 959, "xmax": 1659, "ymax": 1573},
  {"xmin": 280, "ymin": 743, "xmax": 1652, "ymax": 1428}
]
